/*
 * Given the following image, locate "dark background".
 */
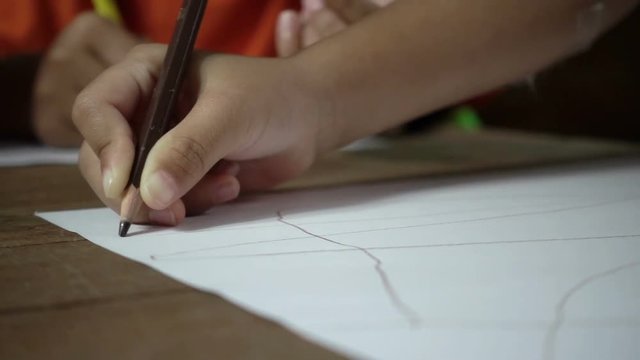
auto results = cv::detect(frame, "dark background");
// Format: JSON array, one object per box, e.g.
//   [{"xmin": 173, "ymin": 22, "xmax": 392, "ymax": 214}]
[{"xmin": 480, "ymin": 6, "xmax": 640, "ymax": 141}]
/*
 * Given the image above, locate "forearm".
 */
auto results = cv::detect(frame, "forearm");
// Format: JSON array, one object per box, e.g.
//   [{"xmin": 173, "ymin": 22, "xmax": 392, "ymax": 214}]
[{"xmin": 296, "ymin": 0, "xmax": 638, "ymax": 151}]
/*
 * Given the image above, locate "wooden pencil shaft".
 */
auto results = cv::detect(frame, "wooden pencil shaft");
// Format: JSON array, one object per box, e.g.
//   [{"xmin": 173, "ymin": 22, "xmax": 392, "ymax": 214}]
[{"xmin": 129, "ymin": 0, "xmax": 208, "ymax": 187}]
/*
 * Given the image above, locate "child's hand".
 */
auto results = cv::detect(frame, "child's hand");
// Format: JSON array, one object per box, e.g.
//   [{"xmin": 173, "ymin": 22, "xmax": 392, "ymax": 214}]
[
  {"xmin": 33, "ymin": 13, "xmax": 140, "ymax": 147},
  {"xmin": 70, "ymin": 0, "xmax": 628, "ymax": 225},
  {"xmin": 73, "ymin": 45, "xmax": 330, "ymax": 225}
]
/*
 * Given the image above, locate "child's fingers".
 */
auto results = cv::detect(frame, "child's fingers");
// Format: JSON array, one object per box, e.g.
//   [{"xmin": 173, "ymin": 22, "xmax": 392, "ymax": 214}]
[
  {"xmin": 301, "ymin": 0, "xmax": 326, "ymax": 22},
  {"xmin": 72, "ymin": 44, "xmax": 165, "ymax": 200},
  {"xmin": 235, "ymin": 149, "xmax": 314, "ymax": 192},
  {"xmin": 56, "ymin": 12, "xmax": 139, "ymax": 66},
  {"xmin": 81, "ymin": 139, "xmax": 237, "ymax": 222},
  {"xmin": 73, "ymin": 73, "xmax": 136, "ymax": 200},
  {"xmin": 302, "ymin": 8, "xmax": 347, "ymax": 47},
  {"xmin": 181, "ymin": 173, "xmax": 241, "ymax": 216},
  {"xmin": 181, "ymin": 161, "xmax": 240, "ymax": 216},
  {"xmin": 276, "ymin": 10, "xmax": 301, "ymax": 57},
  {"xmin": 325, "ymin": 0, "xmax": 379, "ymax": 23},
  {"xmin": 78, "ymin": 141, "xmax": 186, "ymax": 226}
]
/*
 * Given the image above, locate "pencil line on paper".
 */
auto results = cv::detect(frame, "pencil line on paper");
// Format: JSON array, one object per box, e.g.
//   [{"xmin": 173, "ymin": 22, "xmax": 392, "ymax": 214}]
[
  {"xmin": 150, "ymin": 236, "xmax": 307, "ymax": 260},
  {"xmin": 542, "ymin": 260, "xmax": 640, "ymax": 360},
  {"xmin": 317, "ymin": 196, "xmax": 639, "ymax": 239},
  {"xmin": 276, "ymin": 210, "xmax": 423, "ymax": 328},
  {"xmin": 149, "ymin": 196, "xmax": 636, "ymax": 259},
  {"xmin": 151, "ymin": 234, "xmax": 640, "ymax": 261},
  {"xmin": 263, "ymin": 201, "xmax": 544, "ymax": 227},
  {"xmin": 158, "ymin": 194, "xmax": 624, "ymax": 237}
]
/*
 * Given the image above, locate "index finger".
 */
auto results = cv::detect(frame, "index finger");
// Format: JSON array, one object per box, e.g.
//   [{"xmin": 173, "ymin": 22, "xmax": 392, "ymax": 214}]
[{"xmin": 72, "ymin": 44, "xmax": 166, "ymax": 199}]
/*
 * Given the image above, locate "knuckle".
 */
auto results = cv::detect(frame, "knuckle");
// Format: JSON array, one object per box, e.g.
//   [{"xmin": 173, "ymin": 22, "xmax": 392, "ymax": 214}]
[
  {"xmin": 71, "ymin": 92, "xmax": 97, "ymax": 129},
  {"xmin": 71, "ymin": 94, "xmax": 110, "ymax": 157},
  {"xmin": 128, "ymin": 44, "xmax": 152, "ymax": 58},
  {"xmin": 126, "ymin": 44, "xmax": 166, "ymax": 75},
  {"xmin": 309, "ymin": 11, "xmax": 344, "ymax": 37},
  {"xmin": 127, "ymin": 44, "xmax": 161, "ymax": 61},
  {"xmin": 71, "ymin": 12, "xmax": 105, "ymax": 32},
  {"xmin": 166, "ymin": 135, "xmax": 209, "ymax": 179}
]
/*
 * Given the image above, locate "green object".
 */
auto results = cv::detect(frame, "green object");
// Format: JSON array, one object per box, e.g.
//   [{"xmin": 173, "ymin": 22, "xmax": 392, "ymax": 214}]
[{"xmin": 452, "ymin": 106, "xmax": 483, "ymax": 132}]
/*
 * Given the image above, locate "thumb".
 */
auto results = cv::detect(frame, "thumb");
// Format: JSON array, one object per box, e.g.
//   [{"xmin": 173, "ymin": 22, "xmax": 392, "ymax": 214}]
[{"xmin": 139, "ymin": 98, "xmax": 237, "ymax": 210}]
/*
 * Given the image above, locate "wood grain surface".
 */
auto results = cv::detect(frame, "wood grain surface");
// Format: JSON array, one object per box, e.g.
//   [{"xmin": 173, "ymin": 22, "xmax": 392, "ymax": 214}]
[{"xmin": 0, "ymin": 165, "xmax": 344, "ymax": 360}]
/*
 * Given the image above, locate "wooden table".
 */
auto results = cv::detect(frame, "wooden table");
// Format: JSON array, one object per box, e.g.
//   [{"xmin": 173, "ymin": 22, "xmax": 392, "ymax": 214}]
[
  {"xmin": 1, "ymin": 129, "xmax": 637, "ymax": 359},
  {"xmin": 0, "ymin": 164, "xmax": 343, "ymax": 359}
]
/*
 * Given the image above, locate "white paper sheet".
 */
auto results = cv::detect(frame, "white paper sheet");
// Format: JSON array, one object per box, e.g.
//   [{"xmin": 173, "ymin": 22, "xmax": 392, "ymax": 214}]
[
  {"xmin": 38, "ymin": 159, "xmax": 640, "ymax": 359},
  {"xmin": 0, "ymin": 143, "xmax": 78, "ymax": 166}
]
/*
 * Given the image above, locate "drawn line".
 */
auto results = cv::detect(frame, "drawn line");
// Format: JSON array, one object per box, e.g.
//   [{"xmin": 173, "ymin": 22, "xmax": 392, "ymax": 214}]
[
  {"xmin": 150, "ymin": 197, "xmax": 633, "ymax": 259},
  {"xmin": 151, "ymin": 235, "xmax": 640, "ymax": 262},
  {"xmin": 268, "ymin": 201, "xmax": 550, "ymax": 227},
  {"xmin": 150, "ymin": 236, "xmax": 306, "ymax": 260},
  {"xmin": 155, "ymin": 192, "xmax": 610, "ymax": 237},
  {"xmin": 152, "ymin": 203, "xmax": 540, "ymax": 259},
  {"xmin": 308, "ymin": 196, "xmax": 639, "ymax": 239},
  {"xmin": 542, "ymin": 260, "xmax": 640, "ymax": 360},
  {"xmin": 157, "ymin": 199, "xmax": 555, "ymax": 236},
  {"xmin": 276, "ymin": 210, "xmax": 422, "ymax": 328}
]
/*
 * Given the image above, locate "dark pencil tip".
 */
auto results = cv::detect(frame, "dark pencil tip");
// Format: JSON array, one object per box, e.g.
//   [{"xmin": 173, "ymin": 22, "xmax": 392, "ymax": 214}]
[{"xmin": 119, "ymin": 221, "xmax": 131, "ymax": 237}]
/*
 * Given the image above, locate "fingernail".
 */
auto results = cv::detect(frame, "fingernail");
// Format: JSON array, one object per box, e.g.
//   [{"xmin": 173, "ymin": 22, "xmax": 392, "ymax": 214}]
[
  {"xmin": 278, "ymin": 11, "xmax": 297, "ymax": 37},
  {"xmin": 144, "ymin": 171, "xmax": 177, "ymax": 209},
  {"xmin": 103, "ymin": 168, "xmax": 116, "ymax": 199},
  {"xmin": 278, "ymin": 11, "xmax": 291, "ymax": 36},
  {"xmin": 212, "ymin": 180, "xmax": 239, "ymax": 204},
  {"xmin": 148, "ymin": 209, "xmax": 177, "ymax": 226}
]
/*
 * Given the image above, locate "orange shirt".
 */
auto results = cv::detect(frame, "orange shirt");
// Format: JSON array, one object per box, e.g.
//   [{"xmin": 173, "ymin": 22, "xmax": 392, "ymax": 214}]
[{"xmin": 0, "ymin": 0, "xmax": 299, "ymax": 57}]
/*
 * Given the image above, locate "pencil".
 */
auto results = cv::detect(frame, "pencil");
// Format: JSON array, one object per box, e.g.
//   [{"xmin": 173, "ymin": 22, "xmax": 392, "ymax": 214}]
[
  {"xmin": 92, "ymin": 0, "xmax": 123, "ymax": 23},
  {"xmin": 118, "ymin": 0, "xmax": 208, "ymax": 237}
]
